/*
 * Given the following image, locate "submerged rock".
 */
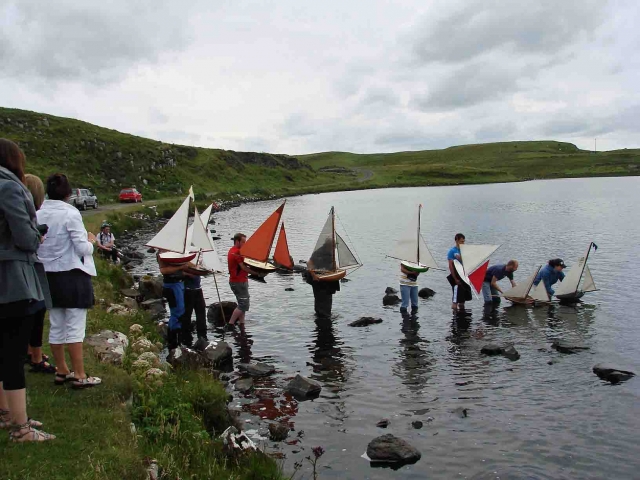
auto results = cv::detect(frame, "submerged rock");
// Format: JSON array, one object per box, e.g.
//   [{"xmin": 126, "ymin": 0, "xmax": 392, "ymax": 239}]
[
  {"xmin": 234, "ymin": 378, "xmax": 254, "ymax": 393},
  {"xmin": 376, "ymin": 419, "xmax": 390, "ymax": 428},
  {"xmin": 383, "ymin": 294, "xmax": 401, "ymax": 306},
  {"xmin": 238, "ymin": 362, "xmax": 276, "ymax": 377},
  {"xmin": 268, "ymin": 423, "xmax": 290, "ymax": 441},
  {"xmin": 480, "ymin": 344, "xmax": 504, "ymax": 356},
  {"xmin": 207, "ymin": 301, "xmax": 238, "ymax": 325},
  {"xmin": 593, "ymin": 364, "xmax": 636, "ymax": 384},
  {"xmin": 418, "ymin": 287, "xmax": 436, "ymax": 298},
  {"xmin": 552, "ymin": 340, "xmax": 590, "ymax": 354},
  {"xmin": 411, "ymin": 420, "xmax": 423, "ymax": 429},
  {"xmin": 285, "ymin": 287, "xmax": 295, "ymax": 291},
  {"xmin": 385, "ymin": 287, "xmax": 398, "ymax": 295},
  {"xmin": 481, "ymin": 344, "xmax": 520, "ymax": 361},
  {"xmin": 349, "ymin": 317, "xmax": 383, "ymax": 327},
  {"xmin": 286, "ymin": 374, "xmax": 322, "ymax": 398},
  {"xmin": 366, "ymin": 434, "xmax": 421, "ymax": 465},
  {"xmin": 502, "ymin": 346, "xmax": 520, "ymax": 361},
  {"xmin": 452, "ymin": 407, "xmax": 469, "ymax": 418}
]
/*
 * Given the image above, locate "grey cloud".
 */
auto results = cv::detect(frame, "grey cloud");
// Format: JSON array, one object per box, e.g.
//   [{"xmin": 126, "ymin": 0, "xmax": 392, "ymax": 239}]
[
  {"xmin": 0, "ymin": 0, "xmax": 196, "ymax": 83},
  {"xmin": 357, "ymin": 86, "xmax": 401, "ymax": 109},
  {"xmin": 410, "ymin": 0, "xmax": 606, "ymax": 65}
]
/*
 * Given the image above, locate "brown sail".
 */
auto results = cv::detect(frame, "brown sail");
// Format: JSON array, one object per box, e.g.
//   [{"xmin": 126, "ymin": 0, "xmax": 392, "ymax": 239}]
[{"xmin": 240, "ymin": 202, "xmax": 285, "ymax": 262}]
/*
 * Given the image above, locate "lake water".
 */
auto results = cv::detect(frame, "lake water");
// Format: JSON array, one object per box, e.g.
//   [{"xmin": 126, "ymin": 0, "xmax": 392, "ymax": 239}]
[{"xmin": 139, "ymin": 177, "xmax": 640, "ymax": 479}]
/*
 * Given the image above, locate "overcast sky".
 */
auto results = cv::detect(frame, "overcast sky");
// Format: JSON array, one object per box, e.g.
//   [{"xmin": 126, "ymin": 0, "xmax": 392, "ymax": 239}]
[{"xmin": 1, "ymin": 0, "xmax": 638, "ymax": 154}]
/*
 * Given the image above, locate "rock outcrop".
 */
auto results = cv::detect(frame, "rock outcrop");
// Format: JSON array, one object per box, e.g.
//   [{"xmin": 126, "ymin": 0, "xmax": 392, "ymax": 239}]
[
  {"xmin": 286, "ymin": 374, "xmax": 322, "ymax": 398},
  {"xmin": 366, "ymin": 434, "xmax": 421, "ymax": 466},
  {"xmin": 86, "ymin": 330, "xmax": 129, "ymax": 365},
  {"xmin": 207, "ymin": 301, "xmax": 238, "ymax": 326}
]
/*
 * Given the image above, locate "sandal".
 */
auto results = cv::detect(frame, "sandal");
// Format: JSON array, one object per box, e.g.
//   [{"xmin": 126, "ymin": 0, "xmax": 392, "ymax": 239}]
[
  {"xmin": 72, "ymin": 376, "xmax": 102, "ymax": 389},
  {"xmin": 25, "ymin": 353, "xmax": 49, "ymax": 365},
  {"xmin": 30, "ymin": 360, "xmax": 57, "ymax": 374},
  {"xmin": 54, "ymin": 372, "xmax": 77, "ymax": 386},
  {"xmin": 10, "ymin": 422, "xmax": 55, "ymax": 443},
  {"xmin": 0, "ymin": 411, "xmax": 43, "ymax": 430}
]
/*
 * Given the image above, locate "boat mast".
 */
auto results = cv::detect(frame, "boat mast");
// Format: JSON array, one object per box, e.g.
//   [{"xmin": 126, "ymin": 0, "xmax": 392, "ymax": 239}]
[
  {"xmin": 416, "ymin": 204, "xmax": 421, "ymax": 264},
  {"xmin": 575, "ymin": 242, "xmax": 593, "ymax": 295},
  {"xmin": 331, "ymin": 207, "xmax": 336, "ymax": 271}
]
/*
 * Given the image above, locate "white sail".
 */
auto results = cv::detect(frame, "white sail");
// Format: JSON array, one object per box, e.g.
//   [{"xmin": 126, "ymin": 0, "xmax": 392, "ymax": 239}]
[
  {"xmin": 460, "ymin": 244, "xmax": 500, "ymax": 275},
  {"xmin": 388, "ymin": 208, "xmax": 420, "ymax": 263},
  {"xmin": 200, "ymin": 203, "xmax": 213, "ymax": 226},
  {"xmin": 582, "ymin": 265, "xmax": 597, "ymax": 292},
  {"xmin": 190, "ymin": 206, "xmax": 213, "ymax": 252},
  {"xmin": 554, "ymin": 255, "xmax": 587, "ymax": 296},
  {"xmin": 336, "ymin": 232, "xmax": 359, "ymax": 268},
  {"xmin": 194, "ymin": 204, "xmax": 225, "ymax": 272},
  {"xmin": 145, "ymin": 194, "xmax": 190, "ymax": 253},
  {"xmin": 418, "ymin": 235, "xmax": 439, "ymax": 269},
  {"xmin": 530, "ymin": 281, "xmax": 550, "ymax": 302},
  {"xmin": 502, "ymin": 267, "xmax": 539, "ymax": 299}
]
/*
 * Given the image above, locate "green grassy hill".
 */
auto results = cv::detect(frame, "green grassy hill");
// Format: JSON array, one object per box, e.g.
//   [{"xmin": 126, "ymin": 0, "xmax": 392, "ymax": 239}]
[
  {"xmin": 0, "ymin": 107, "xmax": 340, "ymax": 202},
  {"xmin": 301, "ymin": 141, "xmax": 640, "ymax": 187},
  {"xmin": 2, "ymin": 107, "xmax": 639, "ymax": 202}
]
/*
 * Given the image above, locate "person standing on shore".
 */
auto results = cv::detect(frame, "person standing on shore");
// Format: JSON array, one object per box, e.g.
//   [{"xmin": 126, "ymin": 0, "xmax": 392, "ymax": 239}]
[
  {"xmin": 156, "ymin": 251, "xmax": 193, "ymax": 350},
  {"xmin": 0, "ymin": 139, "xmax": 55, "ymax": 442},
  {"xmin": 482, "ymin": 260, "xmax": 518, "ymax": 305},
  {"xmin": 227, "ymin": 233, "xmax": 258, "ymax": 327},
  {"xmin": 447, "ymin": 233, "xmax": 472, "ymax": 312},
  {"xmin": 180, "ymin": 274, "xmax": 208, "ymax": 348}
]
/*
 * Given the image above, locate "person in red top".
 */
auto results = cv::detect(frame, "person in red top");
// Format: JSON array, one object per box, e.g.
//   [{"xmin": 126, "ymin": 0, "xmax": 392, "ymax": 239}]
[{"xmin": 227, "ymin": 233, "xmax": 258, "ymax": 327}]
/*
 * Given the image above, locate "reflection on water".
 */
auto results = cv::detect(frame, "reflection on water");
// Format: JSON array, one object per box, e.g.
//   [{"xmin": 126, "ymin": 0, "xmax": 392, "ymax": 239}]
[{"xmin": 130, "ymin": 177, "xmax": 640, "ymax": 479}]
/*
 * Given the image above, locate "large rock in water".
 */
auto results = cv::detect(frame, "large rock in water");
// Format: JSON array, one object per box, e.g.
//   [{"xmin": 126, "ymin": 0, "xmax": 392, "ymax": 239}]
[
  {"xmin": 383, "ymin": 294, "xmax": 401, "ymax": 306},
  {"xmin": 286, "ymin": 374, "xmax": 322, "ymax": 398},
  {"xmin": 207, "ymin": 301, "xmax": 238, "ymax": 325},
  {"xmin": 593, "ymin": 364, "xmax": 636, "ymax": 384},
  {"xmin": 204, "ymin": 341, "xmax": 233, "ymax": 366},
  {"xmin": 268, "ymin": 423, "xmax": 290, "ymax": 441},
  {"xmin": 138, "ymin": 276, "xmax": 163, "ymax": 300},
  {"xmin": 385, "ymin": 287, "xmax": 398, "ymax": 295},
  {"xmin": 366, "ymin": 434, "xmax": 421, "ymax": 465},
  {"xmin": 86, "ymin": 330, "xmax": 129, "ymax": 365},
  {"xmin": 167, "ymin": 347, "xmax": 213, "ymax": 371},
  {"xmin": 552, "ymin": 340, "xmax": 590, "ymax": 354},
  {"xmin": 481, "ymin": 344, "xmax": 520, "ymax": 361},
  {"xmin": 349, "ymin": 317, "xmax": 383, "ymax": 327},
  {"xmin": 238, "ymin": 362, "xmax": 276, "ymax": 377},
  {"xmin": 418, "ymin": 287, "xmax": 436, "ymax": 298},
  {"xmin": 234, "ymin": 378, "xmax": 254, "ymax": 393}
]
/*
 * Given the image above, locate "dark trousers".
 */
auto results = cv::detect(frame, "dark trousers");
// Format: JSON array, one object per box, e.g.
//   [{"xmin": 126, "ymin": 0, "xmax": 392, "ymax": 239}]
[
  {"xmin": 0, "ymin": 313, "xmax": 35, "ymax": 390},
  {"xmin": 312, "ymin": 283, "xmax": 334, "ymax": 319},
  {"xmin": 29, "ymin": 308, "xmax": 46, "ymax": 348},
  {"xmin": 180, "ymin": 288, "xmax": 207, "ymax": 345},
  {"xmin": 99, "ymin": 248, "xmax": 118, "ymax": 263}
]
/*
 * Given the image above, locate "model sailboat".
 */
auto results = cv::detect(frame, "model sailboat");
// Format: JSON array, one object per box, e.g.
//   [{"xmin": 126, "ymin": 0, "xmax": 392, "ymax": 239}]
[
  {"xmin": 186, "ymin": 203, "xmax": 224, "ymax": 275},
  {"xmin": 240, "ymin": 201, "xmax": 292, "ymax": 277},
  {"xmin": 554, "ymin": 242, "xmax": 598, "ymax": 302},
  {"xmin": 145, "ymin": 188, "xmax": 197, "ymax": 264},
  {"xmin": 454, "ymin": 243, "xmax": 501, "ymax": 295},
  {"xmin": 387, "ymin": 204, "xmax": 439, "ymax": 272},
  {"xmin": 308, "ymin": 206, "xmax": 361, "ymax": 282},
  {"xmin": 502, "ymin": 265, "xmax": 551, "ymax": 305}
]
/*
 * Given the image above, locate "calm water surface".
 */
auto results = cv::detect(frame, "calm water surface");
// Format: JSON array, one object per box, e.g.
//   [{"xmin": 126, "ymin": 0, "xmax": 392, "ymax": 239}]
[{"xmin": 141, "ymin": 177, "xmax": 640, "ymax": 479}]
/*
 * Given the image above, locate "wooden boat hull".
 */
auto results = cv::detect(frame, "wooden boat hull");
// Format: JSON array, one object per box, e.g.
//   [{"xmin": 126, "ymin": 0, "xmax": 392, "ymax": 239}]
[
  {"xmin": 504, "ymin": 296, "xmax": 549, "ymax": 306},
  {"xmin": 556, "ymin": 291, "xmax": 585, "ymax": 303},
  {"xmin": 401, "ymin": 261, "xmax": 430, "ymax": 273},
  {"xmin": 313, "ymin": 269, "xmax": 347, "ymax": 282},
  {"xmin": 159, "ymin": 251, "xmax": 197, "ymax": 265},
  {"xmin": 244, "ymin": 258, "xmax": 276, "ymax": 277},
  {"xmin": 185, "ymin": 266, "xmax": 212, "ymax": 276}
]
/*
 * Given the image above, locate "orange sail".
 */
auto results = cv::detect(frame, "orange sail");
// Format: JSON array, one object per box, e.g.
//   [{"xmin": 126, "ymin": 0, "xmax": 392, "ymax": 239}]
[
  {"xmin": 273, "ymin": 223, "xmax": 293, "ymax": 270},
  {"xmin": 240, "ymin": 202, "xmax": 285, "ymax": 262}
]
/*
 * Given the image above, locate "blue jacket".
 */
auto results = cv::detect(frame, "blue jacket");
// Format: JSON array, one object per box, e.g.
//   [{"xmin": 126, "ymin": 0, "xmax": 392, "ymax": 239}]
[{"xmin": 534, "ymin": 264, "xmax": 566, "ymax": 296}]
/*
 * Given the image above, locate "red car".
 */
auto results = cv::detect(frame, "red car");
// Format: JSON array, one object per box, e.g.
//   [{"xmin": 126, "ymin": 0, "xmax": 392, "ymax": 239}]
[{"xmin": 119, "ymin": 188, "xmax": 143, "ymax": 203}]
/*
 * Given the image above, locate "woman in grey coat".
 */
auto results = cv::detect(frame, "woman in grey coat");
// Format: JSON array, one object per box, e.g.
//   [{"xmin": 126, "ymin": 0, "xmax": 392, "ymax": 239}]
[{"xmin": 0, "ymin": 139, "xmax": 55, "ymax": 442}]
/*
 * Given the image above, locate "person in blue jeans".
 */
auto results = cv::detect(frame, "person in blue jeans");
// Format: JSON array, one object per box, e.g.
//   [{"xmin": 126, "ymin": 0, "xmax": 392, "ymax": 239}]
[
  {"xmin": 157, "ymin": 251, "xmax": 191, "ymax": 350},
  {"xmin": 399, "ymin": 263, "xmax": 420, "ymax": 314},
  {"xmin": 482, "ymin": 260, "xmax": 518, "ymax": 305}
]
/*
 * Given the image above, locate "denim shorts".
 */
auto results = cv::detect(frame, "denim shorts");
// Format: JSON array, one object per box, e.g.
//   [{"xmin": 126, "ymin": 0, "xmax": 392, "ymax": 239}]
[{"xmin": 230, "ymin": 282, "xmax": 250, "ymax": 312}]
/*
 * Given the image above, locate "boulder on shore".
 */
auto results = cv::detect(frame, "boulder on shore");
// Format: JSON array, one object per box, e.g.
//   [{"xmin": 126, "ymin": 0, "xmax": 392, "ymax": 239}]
[
  {"xmin": 366, "ymin": 434, "xmax": 421, "ymax": 466},
  {"xmin": 234, "ymin": 378, "xmax": 254, "ymax": 393},
  {"xmin": 204, "ymin": 341, "xmax": 233, "ymax": 366},
  {"xmin": 383, "ymin": 294, "xmax": 401, "ymax": 306},
  {"xmin": 207, "ymin": 301, "xmax": 238, "ymax": 326},
  {"xmin": 593, "ymin": 364, "xmax": 636, "ymax": 384},
  {"xmin": 349, "ymin": 317, "xmax": 383, "ymax": 327},
  {"xmin": 167, "ymin": 347, "xmax": 213, "ymax": 371},
  {"xmin": 238, "ymin": 362, "xmax": 276, "ymax": 377},
  {"xmin": 86, "ymin": 330, "xmax": 129, "ymax": 365},
  {"xmin": 141, "ymin": 298, "xmax": 166, "ymax": 317},
  {"xmin": 418, "ymin": 287, "xmax": 436, "ymax": 298},
  {"xmin": 552, "ymin": 340, "xmax": 590, "ymax": 354},
  {"xmin": 286, "ymin": 374, "xmax": 322, "ymax": 398},
  {"xmin": 138, "ymin": 276, "xmax": 163, "ymax": 300}
]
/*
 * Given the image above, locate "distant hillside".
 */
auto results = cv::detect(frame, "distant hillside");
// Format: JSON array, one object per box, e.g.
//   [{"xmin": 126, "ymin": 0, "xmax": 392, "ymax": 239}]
[
  {"xmin": 0, "ymin": 107, "xmax": 332, "ymax": 202},
  {"xmin": 301, "ymin": 141, "xmax": 640, "ymax": 187},
  {"xmin": 2, "ymin": 106, "xmax": 639, "ymax": 202}
]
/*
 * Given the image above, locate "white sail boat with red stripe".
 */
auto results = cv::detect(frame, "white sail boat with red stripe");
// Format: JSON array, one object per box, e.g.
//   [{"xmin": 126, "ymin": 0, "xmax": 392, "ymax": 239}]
[{"xmin": 454, "ymin": 243, "xmax": 501, "ymax": 296}]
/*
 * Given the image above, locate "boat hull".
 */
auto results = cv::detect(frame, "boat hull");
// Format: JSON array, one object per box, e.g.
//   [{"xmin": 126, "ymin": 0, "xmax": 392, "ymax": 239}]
[
  {"xmin": 401, "ymin": 261, "xmax": 430, "ymax": 273},
  {"xmin": 185, "ymin": 265, "xmax": 212, "ymax": 276},
  {"xmin": 313, "ymin": 269, "xmax": 347, "ymax": 282},
  {"xmin": 504, "ymin": 296, "xmax": 549, "ymax": 306},
  {"xmin": 556, "ymin": 291, "xmax": 585, "ymax": 303},
  {"xmin": 159, "ymin": 252, "xmax": 197, "ymax": 265},
  {"xmin": 244, "ymin": 258, "xmax": 276, "ymax": 277}
]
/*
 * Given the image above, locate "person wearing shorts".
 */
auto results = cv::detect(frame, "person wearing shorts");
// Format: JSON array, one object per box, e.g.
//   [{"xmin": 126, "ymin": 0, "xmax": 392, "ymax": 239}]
[
  {"xmin": 227, "ymin": 233, "xmax": 258, "ymax": 327},
  {"xmin": 447, "ymin": 233, "xmax": 472, "ymax": 312}
]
